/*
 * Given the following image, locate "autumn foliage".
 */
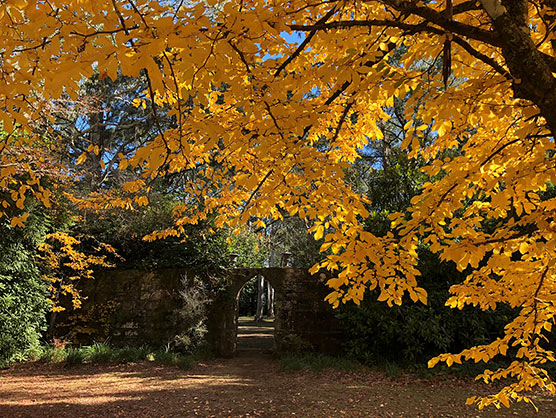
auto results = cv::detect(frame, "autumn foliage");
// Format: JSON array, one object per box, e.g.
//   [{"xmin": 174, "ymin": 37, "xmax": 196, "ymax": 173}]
[
  {"xmin": 2, "ymin": 0, "xmax": 556, "ymax": 409},
  {"xmin": 38, "ymin": 232, "xmax": 120, "ymax": 313}
]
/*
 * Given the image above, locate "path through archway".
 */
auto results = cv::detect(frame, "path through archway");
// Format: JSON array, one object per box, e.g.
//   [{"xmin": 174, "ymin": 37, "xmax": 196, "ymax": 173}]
[{"xmin": 236, "ymin": 275, "xmax": 275, "ymax": 354}]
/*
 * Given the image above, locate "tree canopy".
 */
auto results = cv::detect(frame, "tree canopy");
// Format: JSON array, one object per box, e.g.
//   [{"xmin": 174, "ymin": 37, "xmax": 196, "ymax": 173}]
[{"xmin": 2, "ymin": 0, "xmax": 556, "ymax": 409}]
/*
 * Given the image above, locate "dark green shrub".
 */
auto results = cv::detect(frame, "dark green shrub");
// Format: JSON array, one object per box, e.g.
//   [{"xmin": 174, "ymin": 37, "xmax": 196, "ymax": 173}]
[
  {"xmin": 39, "ymin": 345, "xmax": 68, "ymax": 363},
  {"xmin": 154, "ymin": 350, "xmax": 194, "ymax": 369},
  {"xmin": 0, "ymin": 211, "xmax": 50, "ymax": 367},
  {"xmin": 77, "ymin": 198, "xmax": 266, "ymax": 270},
  {"xmin": 65, "ymin": 347, "xmax": 84, "ymax": 365},
  {"xmin": 35, "ymin": 342, "xmax": 196, "ymax": 369},
  {"xmin": 337, "ymin": 247, "xmax": 515, "ymax": 366}
]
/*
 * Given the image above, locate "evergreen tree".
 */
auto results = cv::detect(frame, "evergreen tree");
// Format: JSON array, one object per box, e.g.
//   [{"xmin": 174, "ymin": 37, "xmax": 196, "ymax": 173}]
[{"xmin": 0, "ymin": 208, "xmax": 50, "ymax": 366}]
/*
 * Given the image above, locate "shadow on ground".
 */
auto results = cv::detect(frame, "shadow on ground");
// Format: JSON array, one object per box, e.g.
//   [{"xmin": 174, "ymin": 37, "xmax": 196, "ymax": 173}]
[{"xmin": 1, "ymin": 347, "xmax": 554, "ymax": 417}]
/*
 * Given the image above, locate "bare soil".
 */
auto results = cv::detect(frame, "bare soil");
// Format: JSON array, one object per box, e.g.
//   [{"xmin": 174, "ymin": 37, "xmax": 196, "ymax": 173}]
[{"xmin": 1, "ymin": 319, "xmax": 554, "ymax": 417}]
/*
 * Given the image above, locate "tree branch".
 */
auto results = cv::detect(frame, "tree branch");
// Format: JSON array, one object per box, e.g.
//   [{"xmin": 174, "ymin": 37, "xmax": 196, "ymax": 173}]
[{"xmin": 275, "ymin": 6, "xmax": 338, "ymax": 77}]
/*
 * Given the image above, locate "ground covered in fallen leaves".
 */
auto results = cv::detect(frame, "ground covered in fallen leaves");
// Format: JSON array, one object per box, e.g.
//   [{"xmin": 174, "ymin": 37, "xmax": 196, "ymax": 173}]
[
  {"xmin": 1, "ymin": 319, "xmax": 554, "ymax": 417},
  {"xmin": 3, "ymin": 354, "xmax": 556, "ymax": 417}
]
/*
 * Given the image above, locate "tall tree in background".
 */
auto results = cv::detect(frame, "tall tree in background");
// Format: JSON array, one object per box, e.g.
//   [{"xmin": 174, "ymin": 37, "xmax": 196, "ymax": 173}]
[
  {"xmin": 266, "ymin": 281, "xmax": 274, "ymax": 317},
  {"xmin": 40, "ymin": 73, "xmax": 158, "ymax": 192},
  {"xmin": 254, "ymin": 274, "xmax": 265, "ymax": 322},
  {"xmin": 2, "ymin": 0, "xmax": 556, "ymax": 409}
]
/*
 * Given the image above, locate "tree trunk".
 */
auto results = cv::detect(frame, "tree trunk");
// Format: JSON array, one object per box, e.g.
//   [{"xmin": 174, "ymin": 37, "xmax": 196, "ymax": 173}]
[
  {"xmin": 267, "ymin": 282, "xmax": 275, "ymax": 317},
  {"xmin": 254, "ymin": 275, "xmax": 265, "ymax": 321},
  {"xmin": 47, "ymin": 311, "xmax": 57, "ymax": 336}
]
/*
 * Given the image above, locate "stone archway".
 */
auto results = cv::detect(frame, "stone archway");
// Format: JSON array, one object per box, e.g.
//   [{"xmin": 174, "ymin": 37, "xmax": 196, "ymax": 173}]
[
  {"xmin": 206, "ymin": 268, "xmax": 343, "ymax": 358},
  {"xmin": 206, "ymin": 268, "xmax": 284, "ymax": 357}
]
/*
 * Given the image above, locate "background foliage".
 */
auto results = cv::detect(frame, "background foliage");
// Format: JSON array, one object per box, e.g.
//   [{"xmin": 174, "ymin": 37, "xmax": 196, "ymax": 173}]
[
  {"xmin": 0, "ymin": 207, "xmax": 50, "ymax": 367},
  {"xmin": 338, "ymin": 247, "xmax": 516, "ymax": 365}
]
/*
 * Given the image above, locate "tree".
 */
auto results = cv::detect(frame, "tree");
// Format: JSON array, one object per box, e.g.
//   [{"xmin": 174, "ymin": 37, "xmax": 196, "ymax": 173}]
[
  {"xmin": 267, "ymin": 281, "xmax": 275, "ymax": 317},
  {"xmin": 40, "ymin": 72, "xmax": 159, "ymax": 192},
  {"xmin": 38, "ymin": 231, "xmax": 120, "ymax": 334},
  {"xmin": 263, "ymin": 216, "xmax": 322, "ymax": 268},
  {"xmin": 2, "ymin": 0, "xmax": 556, "ymax": 409},
  {"xmin": 0, "ymin": 206, "xmax": 50, "ymax": 367},
  {"xmin": 254, "ymin": 274, "xmax": 265, "ymax": 322}
]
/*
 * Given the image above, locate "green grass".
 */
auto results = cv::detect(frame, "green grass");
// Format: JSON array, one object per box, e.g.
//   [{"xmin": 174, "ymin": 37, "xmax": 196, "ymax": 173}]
[
  {"xmin": 29, "ymin": 342, "xmax": 200, "ymax": 370},
  {"xmin": 40, "ymin": 346, "xmax": 69, "ymax": 363},
  {"xmin": 279, "ymin": 353, "xmax": 361, "ymax": 372}
]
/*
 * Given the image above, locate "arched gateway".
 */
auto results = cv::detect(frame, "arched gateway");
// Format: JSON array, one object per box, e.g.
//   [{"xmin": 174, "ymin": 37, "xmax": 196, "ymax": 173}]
[
  {"xmin": 79, "ymin": 267, "xmax": 343, "ymax": 357},
  {"xmin": 207, "ymin": 268, "xmax": 343, "ymax": 357}
]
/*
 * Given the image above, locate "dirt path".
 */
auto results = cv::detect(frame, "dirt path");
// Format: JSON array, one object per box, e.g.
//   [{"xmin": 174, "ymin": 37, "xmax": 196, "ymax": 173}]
[
  {"xmin": 2, "ymin": 353, "xmax": 555, "ymax": 417},
  {"xmin": 1, "ymin": 323, "xmax": 554, "ymax": 417}
]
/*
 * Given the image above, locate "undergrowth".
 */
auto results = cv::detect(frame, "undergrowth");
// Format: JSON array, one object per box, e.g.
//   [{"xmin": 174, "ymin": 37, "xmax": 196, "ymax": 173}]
[
  {"xmin": 5, "ymin": 342, "xmax": 208, "ymax": 370},
  {"xmin": 278, "ymin": 352, "xmax": 523, "ymax": 381},
  {"xmin": 279, "ymin": 353, "xmax": 360, "ymax": 372}
]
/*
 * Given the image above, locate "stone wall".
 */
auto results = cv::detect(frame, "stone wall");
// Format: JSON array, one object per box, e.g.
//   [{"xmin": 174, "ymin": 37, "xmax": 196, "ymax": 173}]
[
  {"xmin": 274, "ymin": 269, "xmax": 343, "ymax": 354},
  {"xmin": 80, "ymin": 269, "xmax": 188, "ymax": 346},
  {"xmin": 80, "ymin": 267, "xmax": 343, "ymax": 356}
]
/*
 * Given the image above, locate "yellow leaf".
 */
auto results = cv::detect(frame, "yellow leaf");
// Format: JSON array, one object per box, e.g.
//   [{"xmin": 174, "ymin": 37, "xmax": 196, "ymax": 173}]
[
  {"xmin": 498, "ymin": 393, "xmax": 510, "ymax": 408},
  {"xmin": 314, "ymin": 225, "xmax": 324, "ymax": 240},
  {"xmin": 16, "ymin": 197, "xmax": 25, "ymax": 209},
  {"xmin": 76, "ymin": 153, "xmax": 87, "ymax": 165},
  {"xmin": 10, "ymin": 213, "xmax": 29, "ymax": 228}
]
